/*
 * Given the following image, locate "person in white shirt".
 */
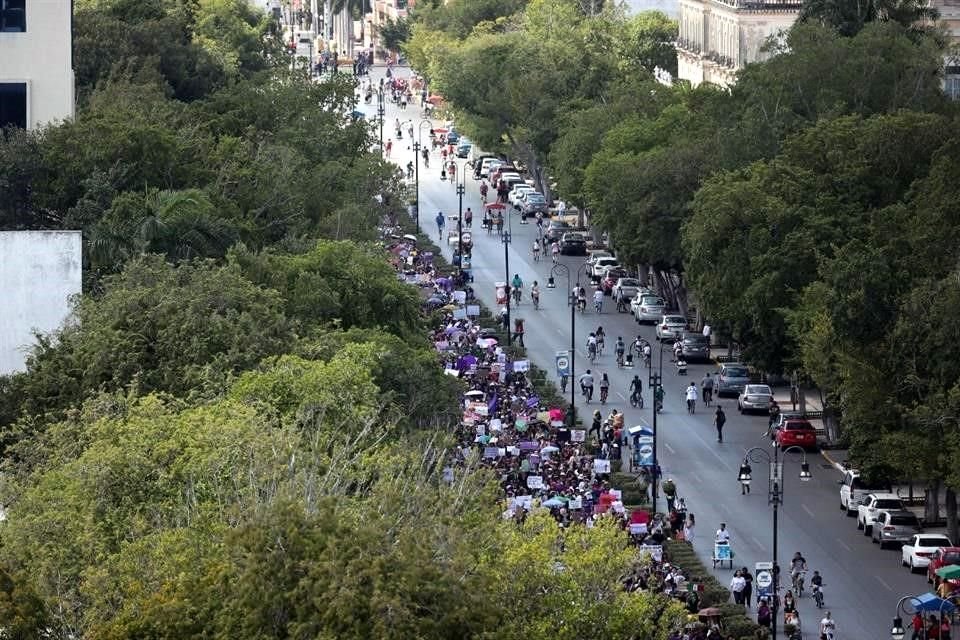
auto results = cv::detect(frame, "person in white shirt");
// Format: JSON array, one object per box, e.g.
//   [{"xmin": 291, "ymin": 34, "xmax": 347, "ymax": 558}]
[
  {"xmin": 730, "ymin": 570, "xmax": 747, "ymax": 605},
  {"xmin": 685, "ymin": 382, "xmax": 698, "ymax": 413},
  {"xmin": 819, "ymin": 611, "xmax": 836, "ymax": 639},
  {"xmin": 715, "ymin": 522, "xmax": 730, "ymax": 543}
]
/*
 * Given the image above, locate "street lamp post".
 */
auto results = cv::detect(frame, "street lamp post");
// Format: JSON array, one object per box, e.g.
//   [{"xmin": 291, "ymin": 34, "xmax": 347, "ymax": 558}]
[
  {"xmin": 503, "ymin": 217, "xmax": 512, "ymax": 345},
  {"xmin": 742, "ymin": 444, "xmax": 813, "ymax": 640},
  {"xmin": 376, "ymin": 87, "xmax": 384, "ymax": 151},
  {"xmin": 456, "ymin": 162, "xmax": 466, "ymax": 279},
  {"xmin": 549, "ymin": 263, "xmax": 575, "ymax": 427},
  {"xmin": 413, "ymin": 119, "xmax": 432, "ymax": 235},
  {"xmin": 648, "ymin": 339, "xmax": 666, "ymax": 511}
]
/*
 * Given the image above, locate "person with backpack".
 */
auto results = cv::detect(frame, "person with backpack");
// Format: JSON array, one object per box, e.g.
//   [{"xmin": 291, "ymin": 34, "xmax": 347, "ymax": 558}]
[{"xmin": 714, "ymin": 405, "xmax": 727, "ymax": 443}]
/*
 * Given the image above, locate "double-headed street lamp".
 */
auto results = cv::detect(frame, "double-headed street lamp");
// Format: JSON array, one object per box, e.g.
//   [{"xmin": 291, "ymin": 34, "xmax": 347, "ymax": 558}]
[
  {"xmin": 412, "ymin": 119, "xmax": 432, "ymax": 235},
  {"xmin": 548, "ymin": 263, "xmax": 576, "ymax": 427},
  {"xmin": 649, "ymin": 337, "xmax": 666, "ymax": 511},
  {"xmin": 376, "ymin": 86, "xmax": 385, "ymax": 151},
  {"xmin": 456, "ymin": 161, "xmax": 466, "ymax": 280},
  {"xmin": 741, "ymin": 444, "xmax": 813, "ymax": 640},
  {"xmin": 503, "ymin": 210, "xmax": 512, "ymax": 345}
]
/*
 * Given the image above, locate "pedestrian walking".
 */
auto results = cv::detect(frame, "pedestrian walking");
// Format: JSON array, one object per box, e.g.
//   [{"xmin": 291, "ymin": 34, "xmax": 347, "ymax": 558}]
[
  {"xmin": 714, "ymin": 405, "xmax": 726, "ymax": 443},
  {"xmin": 683, "ymin": 513, "xmax": 696, "ymax": 543},
  {"xmin": 385, "ymin": 138, "xmax": 393, "ymax": 158},
  {"xmin": 738, "ymin": 461, "xmax": 752, "ymax": 494},
  {"xmin": 662, "ymin": 478, "xmax": 677, "ymax": 512},
  {"xmin": 464, "ymin": 207, "xmax": 473, "ymax": 228},
  {"xmin": 513, "ymin": 318, "xmax": 525, "ymax": 347},
  {"xmin": 730, "ymin": 570, "xmax": 746, "ymax": 605},
  {"xmin": 435, "ymin": 211, "xmax": 445, "ymax": 239},
  {"xmin": 741, "ymin": 567, "xmax": 753, "ymax": 608}
]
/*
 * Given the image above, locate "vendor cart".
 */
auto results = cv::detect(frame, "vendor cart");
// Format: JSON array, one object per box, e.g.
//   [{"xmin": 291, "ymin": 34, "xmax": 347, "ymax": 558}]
[
  {"xmin": 712, "ymin": 541, "xmax": 734, "ymax": 569},
  {"xmin": 495, "ymin": 281, "xmax": 508, "ymax": 305}
]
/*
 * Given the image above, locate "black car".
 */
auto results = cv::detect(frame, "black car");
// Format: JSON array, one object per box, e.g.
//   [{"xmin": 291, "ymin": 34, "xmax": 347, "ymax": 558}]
[
  {"xmin": 559, "ymin": 232, "xmax": 588, "ymax": 255},
  {"xmin": 544, "ymin": 220, "xmax": 572, "ymax": 243},
  {"xmin": 680, "ymin": 333, "xmax": 710, "ymax": 362}
]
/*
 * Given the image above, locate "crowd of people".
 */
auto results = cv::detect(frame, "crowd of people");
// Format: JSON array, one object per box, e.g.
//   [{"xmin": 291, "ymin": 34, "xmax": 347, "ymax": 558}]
[{"xmin": 380, "ymin": 223, "xmax": 756, "ymax": 640}]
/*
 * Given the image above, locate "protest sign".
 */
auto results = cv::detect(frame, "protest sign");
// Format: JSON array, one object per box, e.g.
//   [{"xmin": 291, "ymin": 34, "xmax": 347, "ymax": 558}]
[
  {"xmin": 593, "ymin": 459, "xmax": 611, "ymax": 474},
  {"xmin": 526, "ymin": 475, "xmax": 543, "ymax": 489},
  {"xmin": 570, "ymin": 430, "xmax": 586, "ymax": 442}
]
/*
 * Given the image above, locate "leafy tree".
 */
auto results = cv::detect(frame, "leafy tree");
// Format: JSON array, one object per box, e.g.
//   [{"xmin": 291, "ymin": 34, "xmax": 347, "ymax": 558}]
[
  {"xmin": 622, "ymin": 11, "xmax": 679, "ymax": 76},
  {"xmin": 2, "ymin": 255, "xmax": 294, "ymax": 423},
  {"xmin": 229, "ymin": 240, "xmax": 423, "ymax": 337},
  {"xmin": 378, "ymin": 16, "xmax": 412, "ymax": 52},
  {"xmin": 797, "ymin": 0, "xmax": 939, "ymax": 37}
]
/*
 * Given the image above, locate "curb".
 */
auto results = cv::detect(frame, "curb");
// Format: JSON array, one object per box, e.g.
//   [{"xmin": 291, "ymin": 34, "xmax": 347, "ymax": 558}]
[{"xmin": 820, "ymin": 448, "xmax": 846, "ymax": 473}]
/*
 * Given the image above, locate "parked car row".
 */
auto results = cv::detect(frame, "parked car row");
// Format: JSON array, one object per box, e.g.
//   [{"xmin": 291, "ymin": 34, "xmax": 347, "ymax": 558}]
[{"xmin": 838, "ymin": 470, "xmax": 960, "ymax": 586}]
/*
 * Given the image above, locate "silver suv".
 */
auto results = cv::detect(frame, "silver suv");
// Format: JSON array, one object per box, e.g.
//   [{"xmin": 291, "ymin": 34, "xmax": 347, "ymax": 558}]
[
  {"xmin": 872, "ymin": 510, "xmax": 920, "ymax": 549},
  {"xmin": 716, "ymin": 363, "xmax": 750, "ymax": 397}
]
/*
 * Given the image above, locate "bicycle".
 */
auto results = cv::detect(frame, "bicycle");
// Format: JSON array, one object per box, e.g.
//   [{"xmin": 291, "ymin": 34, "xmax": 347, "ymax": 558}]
[
  {"xmin": 532, "ymin": 293, "xmax": 540, "ymax": 310},
  {"xmin": 643, "ymin": 353, "xmax": 651, "ymax": 369},
  {"xmin": 812, "ymin": 583, "xmax": 824, "ymax": 608},
  {"xmin": 532, "ymin": 246, "xmax": 541, "ymax": 262},
  {"xmin": 581, "ymin": 384, "xmax": 593, "ymax": 403},
  {"xmin": 703, "ymin": 387, "xmax": 713, "ymax": 407},
  {"xmin": 630, "ymin": 390, "xmax": 644, "ymax": 408},
  {"xmin": 792, "ymin": 571, "xmax": 806, "ymax": 597},
  {"xmin": 616, "ymin": 351, "xmax": 625, "ymax": 368},
  {"xmin": 577, "ymin": 298, "xmax": 586, "ymax": 313},
  {"xmin": 512, "ymin": 288, "xmax": 521, "ymax": 305},
  {"xmin": 594, "ymin": 299, "xmax": 602, "ymax": 313},
  {"xmin": 588, "ymin": 347, "xmax": 597, "ymax": 363},
  {"xmin": 686, "ymin": 398, "xmax": 696, "ymax": 414}
]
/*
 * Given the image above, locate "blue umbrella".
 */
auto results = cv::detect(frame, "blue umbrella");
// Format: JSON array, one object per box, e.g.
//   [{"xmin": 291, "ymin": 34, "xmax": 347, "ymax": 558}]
[
  {"xmin": 542, "ymin": 498, "xmax": 565, "ymax": 508},
  {"xmin": 912, "ymin": 592, "xmax": 956, "ymax": 613}
]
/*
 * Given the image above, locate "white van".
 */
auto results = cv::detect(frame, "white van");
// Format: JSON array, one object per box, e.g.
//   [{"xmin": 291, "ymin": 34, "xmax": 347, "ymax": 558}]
[{"xmin": 840, "ymin": 470, "xmax": 891, "ymax": 515}]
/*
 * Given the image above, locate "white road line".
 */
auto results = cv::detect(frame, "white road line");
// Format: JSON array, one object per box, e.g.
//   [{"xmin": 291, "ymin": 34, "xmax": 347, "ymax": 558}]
[
  {"xmin": 664, "ymin": 442, "xmax": 675, "ymax": 455},
  {"xmin": 836, "ymin": 539, "xmax": 851, "ymax": 552},
  {"xmin": 690, "ymin": 472, "xmax": 703, "ymax": 484},
  {"xmin": 875, "ymin": 576, "xmax": 894, "ymax": 592},
  {"xmin": 751, "ymin": 536, "xmax": 766, "ymax": 551},
  {"xmin": 616, "ymin": 392, "xmax": 627, "ymax": 401},
  {"xmin": 801, "ymin": 503, "xmax": 815, "ymax": 518}
]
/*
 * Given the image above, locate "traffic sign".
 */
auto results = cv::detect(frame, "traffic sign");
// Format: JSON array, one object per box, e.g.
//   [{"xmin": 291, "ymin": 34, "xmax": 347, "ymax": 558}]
[
  {"xmin": 556, "ymin": 350, "xmax": 570, "ymax": 378},
  {"xmin": 756, "ymin": 571, "xmax": 772, "ymax": 588}
]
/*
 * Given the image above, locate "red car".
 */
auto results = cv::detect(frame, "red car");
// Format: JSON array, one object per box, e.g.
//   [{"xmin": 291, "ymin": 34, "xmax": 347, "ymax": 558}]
[
  {"xmin": 928, "ymin": 547, "xmax": 960, "ymax": 587},
  {"xmin": 601, "ymin": 267, "xmax": 629, "ymax": 294},
  {"xmin": 774, "ymin": 418, "xmax": 817, "ymax": 450}
]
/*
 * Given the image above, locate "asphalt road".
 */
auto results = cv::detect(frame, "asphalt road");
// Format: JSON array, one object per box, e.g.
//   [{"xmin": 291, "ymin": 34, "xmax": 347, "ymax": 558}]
[{"xmin": 359, "ymin": 68, "xmax": 936, "ymax": 639}]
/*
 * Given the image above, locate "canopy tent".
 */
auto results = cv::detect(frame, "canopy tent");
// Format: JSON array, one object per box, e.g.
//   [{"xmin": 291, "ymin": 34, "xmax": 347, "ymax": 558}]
[{"xmin": 911, "ymin": 592, "xmax": 956, "ymax": 613}]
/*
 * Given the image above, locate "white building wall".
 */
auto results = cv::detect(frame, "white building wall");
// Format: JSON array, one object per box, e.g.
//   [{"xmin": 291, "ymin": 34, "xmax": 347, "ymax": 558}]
[
  {"xmin": 0, "ymin": 231, "xmax": 82, "ymax": 375},
  {"xmin": 0, "ymin": 0, "xmax": 75, "ymax": 128}
]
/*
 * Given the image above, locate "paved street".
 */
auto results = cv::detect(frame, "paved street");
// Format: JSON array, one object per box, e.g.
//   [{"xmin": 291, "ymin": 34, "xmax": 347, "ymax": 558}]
[{"xmin": 360, "ymin": 67, "xmax": 934, "ymax": 639}]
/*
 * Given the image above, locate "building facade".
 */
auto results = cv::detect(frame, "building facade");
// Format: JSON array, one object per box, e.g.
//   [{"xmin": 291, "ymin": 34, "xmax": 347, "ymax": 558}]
[
  {"xmin": 676, "ymin": 0, "xmax": 800, "ymax": 87},
  {"xmin": 0, "ymin": 0, "xmax": 75, "ymax": 129}
]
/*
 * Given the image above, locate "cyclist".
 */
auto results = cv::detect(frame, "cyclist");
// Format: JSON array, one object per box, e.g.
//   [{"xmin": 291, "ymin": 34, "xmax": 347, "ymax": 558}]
[
  {"xmin": 531, "ymin": 281, "xmax": 540, "ymax": 310},
  {"xmin": 629, "ymin": 375, "xmax": 644, "ymax": 408},
  {"xmin": 479, "ymin": 180, "xmax": 488, "ymax": 202},
  {"xmin": 819, "ymin": 611, "xmax": 836, "ymax": 640},
  {"xmin": 631, "ymin": 335, "xmax": 645, "ymax": 357},
  {"xmin": 701, "ymin": 372, "xmax": 714, "ymax": 406},
  {"xmin": 577, "ymin": 286, "xmax": 587, "ymax": 313},
  {"xmin": 579, "ymin": 369, "xmax": 595, "ymax": 403},
  {"xmin": 685, "ymin": 382, "xmax": 698, "ymax": 414},
  {"xmin": 552, "ymin": 241, "xmax": 561, "ymax": 263},
  {"xmin": 595, "ymin": 326, "xmax": 606, "ymax": 354},
  {"xmin": 615, "ymin": 337, "xmax": 626, "ymax": 367},
  {"xmin": 532, "ymin": 240, "xmax": 541, "ymax": 262},
  {"xmin": 790, "ymin": 552, "xmax": 807, "ymax": 593},
  {"xmin": 586, "ymin": 333, "xmax": 598, "ymax": 362},
  {"xmin": 593, "ymin": 287, "xmax": 604, "ymax": 313},
  {"xmin": 511, "ymin": 273, "xmax": 523, "ymax": 304},
  {"xmin": 599, "ymin": 373, "xmax": 610, "ymax": 404},
  {"xmin": 654, "ymin": 385, "xmax": 665, "ymax": 412}
]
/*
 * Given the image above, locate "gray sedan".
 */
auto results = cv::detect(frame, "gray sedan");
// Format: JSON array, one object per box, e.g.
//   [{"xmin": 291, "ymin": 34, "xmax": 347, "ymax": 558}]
[{"xmin": 738, "ymin": 384, "xmax": 773, "ymax": 413}]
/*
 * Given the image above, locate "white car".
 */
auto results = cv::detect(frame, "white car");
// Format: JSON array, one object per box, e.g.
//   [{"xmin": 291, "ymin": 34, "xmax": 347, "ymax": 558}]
[
  {"xmin": 480, "ymin": 159, "xmax": 502, "ymax": 177},
  {"xmin": 655, "ymin": 314, "xmax": 687, "ymax": 341},
  {"xmin": 591, "ymin": 257, "xmax": 619, "ymax": 279},
  {"xmin": 612, "ymin": 278, "xmax": 642, "ymax": 301},
  {"xmin": 738, "ymin": 384, "xmax": 774, "ymax": 413},
  {"xmin": 632, "ymin": 295, "xmax": 666, "ymax": 323},
  {"xmin": 509, "ymin": 185, "xmax": 536, "ymax": 207},
  {"xmin": 857, "ymin": 493, "xmax": 904, "ymax": 535},
  {"xmin": 902, "ymin": 533, "xmax": 953, "ymax": 572}
]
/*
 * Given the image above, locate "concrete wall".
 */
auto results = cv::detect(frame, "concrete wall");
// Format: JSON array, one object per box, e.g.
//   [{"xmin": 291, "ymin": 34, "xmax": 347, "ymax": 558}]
[
  {"xmin": 0, "ymin": 231, "xmax": 82, "ymax": 375},
  {"xmin": 0, "ymin": 0, "xmax": 75, "ymax": 128}
]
